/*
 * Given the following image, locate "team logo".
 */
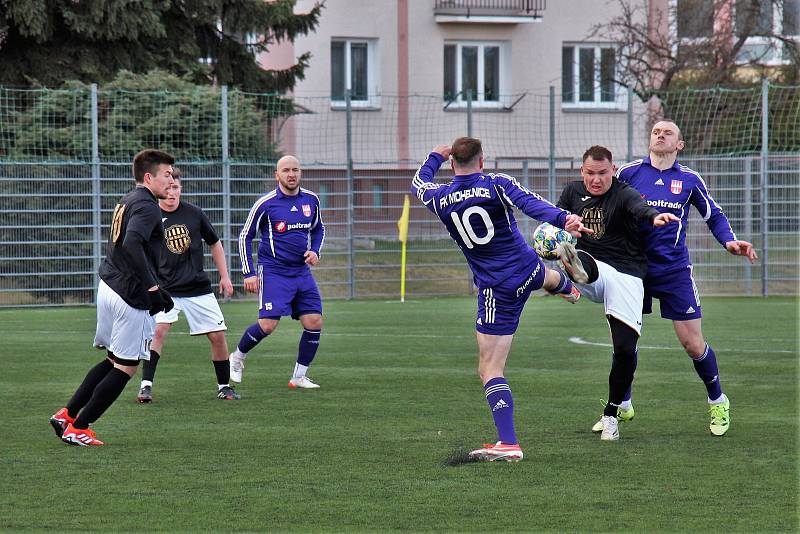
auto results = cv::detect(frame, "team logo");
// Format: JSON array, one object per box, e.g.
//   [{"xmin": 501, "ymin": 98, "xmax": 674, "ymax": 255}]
[
  {"xmin": 581, "ymin": 206, "xmax": 605, "ymax": 239},
  {"xmin": 274, "ymin": 221, "xmax": 287, "ymax": 233},
  {"xmin": 670, "ymin": 180, "xmax": 683, "ymax": 194},
  {"xmin": 302, "ymin": 204, "xmax": 312, "ymax": 217},
  {"xmin": 165, "ymin": 224, "xmax": 191, "ymax": 254}
]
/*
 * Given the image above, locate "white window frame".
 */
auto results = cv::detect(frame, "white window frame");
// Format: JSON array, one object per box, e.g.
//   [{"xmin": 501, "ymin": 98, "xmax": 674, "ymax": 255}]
[
  {"xmin": 561, "ymin": 43, "xmax": 626, "ymax": 111},
  {"xmin": 331, "ymin": 38, "xmax": 380, "ymax": 109},
  {"xmin": 444, "ymin": 40, "xmax": 509, "ymax": 109},
  {"xmin": 669, "ymin": 0, "xmax": 799, "ymax": 66}
]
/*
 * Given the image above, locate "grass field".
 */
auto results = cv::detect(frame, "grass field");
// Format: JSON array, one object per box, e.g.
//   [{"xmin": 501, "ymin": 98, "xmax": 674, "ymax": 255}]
[{"xmin": 1, "ymin": 295, "xmax": 797, "ymax": 532}]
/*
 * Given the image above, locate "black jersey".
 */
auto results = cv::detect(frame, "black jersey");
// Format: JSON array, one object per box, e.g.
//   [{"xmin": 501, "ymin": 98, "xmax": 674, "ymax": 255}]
[
  {"xmin": 159, "ymin": 201, "xmax": 220, "ymax": 297},
  {"xmin": 557, "ymin": 178, "xmax": 660, "ymax": 279},
  {"xmin": 99, "ymin": 186, "xmax": 163, "ymax": 309}
]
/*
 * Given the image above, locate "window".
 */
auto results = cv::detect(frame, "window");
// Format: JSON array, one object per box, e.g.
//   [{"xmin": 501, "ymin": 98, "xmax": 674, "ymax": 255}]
[
  {"xmin": 732, "ymin": 0, "xmax": 799, "ymax": 64},
  {"xmin": 331, "ymin": 39, "xmax": 378, "ymax": 107},
  {"xmin": 318, "ymin": 183, "xmax": 331, "ymax": 210},
  {"xmin": 371, "ymin": 183, "xmax": 385, "ymax": 209},
  {"xmin": 677, "ymin": 0, "xmax": 714, "ymax": 38},
  {"xmin": 443, "ymin": 41, "xmax": 506, "ymax": 106},
  {"xmin": 785, "ymin": 0, "xmax": 800, "ymax": 35},
  {"xmin": 561, "ymin": 44, "xmax": 622, "ymax": 109},
  {"xmin": 736, "ymin": 0, "xmax": 773, "ymax": 35}
]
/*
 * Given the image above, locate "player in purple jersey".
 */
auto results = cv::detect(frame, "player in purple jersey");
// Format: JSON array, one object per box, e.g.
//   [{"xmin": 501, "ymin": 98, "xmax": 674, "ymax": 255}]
[
  {"xmin": 608, "ymin": 120, "xmax": 757, "ymax": 436},
  {"xmin": 229, "ymin": 155, "xmax": 326, "ymax": 389},
  {"xmin": 412, "ymin": 137, "xmax": 591, "ymax": 461}
]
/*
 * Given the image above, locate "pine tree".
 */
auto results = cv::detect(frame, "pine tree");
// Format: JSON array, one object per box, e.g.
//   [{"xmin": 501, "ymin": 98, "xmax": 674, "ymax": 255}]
[{"xmin": 0, "ymin": 0, "xmax": 323, "ymax": 91}]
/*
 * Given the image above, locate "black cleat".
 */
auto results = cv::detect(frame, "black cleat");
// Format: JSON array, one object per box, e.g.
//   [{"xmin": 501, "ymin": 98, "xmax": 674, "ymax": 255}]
[
  {"xmin": 137, "ymin": 385, "xmax": 153, "ymax": 403},
  {"xmin": 217, "ymin": 385, "xmax": 241, "ymax": 400}
]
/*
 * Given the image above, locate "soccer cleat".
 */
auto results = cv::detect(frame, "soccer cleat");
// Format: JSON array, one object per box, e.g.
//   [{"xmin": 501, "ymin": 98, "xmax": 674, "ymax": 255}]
[
  {"xmin": 553, "ymin": 285, "xmax": 581, "ymax": 304},
  {"xmin": 557, "ymin": 242, "xmax": 589, "ymax": 283},
  {"xmin": 591, "ymin": 404, "xmax": 635, "ymax": 432},
  {"xmin": 709, "ymin": 396, "xmax": 730, "ymax": 436},
  {"xmin": 61, "ymin": 423, "xmax": 105, "ymax": 446},
  {"xmin": 600, "ymin": 416, "xmax": 619, "ymax": 441},
  {"xmin": 49, "ymin": 407, "xmax": 75, "ymax": 438},
  {"xmin": 229, "ymin": 352, "xmax": 246, "ymax": 383},
  {"xmin": 468, "ymin": 441, "xmax": 524, "ymax": 462},
  {"xmin": 136, "ymin": 385, "xmax": 153, "ymax": 403},
  {"xmin": 288, "ymin": 376, "xmax": 320, "ymax": 389},
  {"xmin": 217, "ymin": 385, "xmax": 241, "ymax": 400}
]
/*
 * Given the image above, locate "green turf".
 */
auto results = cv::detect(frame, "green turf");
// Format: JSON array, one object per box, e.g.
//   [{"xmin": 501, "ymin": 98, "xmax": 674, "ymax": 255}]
[{"xmin": 1, "ymin": 296, "xmax": 797, "ymax": 532}]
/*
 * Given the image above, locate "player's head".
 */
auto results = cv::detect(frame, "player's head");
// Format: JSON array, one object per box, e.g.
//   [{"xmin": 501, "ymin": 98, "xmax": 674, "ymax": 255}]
[
  {"xmin": 580, "ymin": 145, "xmax": 616, "ymax": 196},
  {"xmin": 132, "ymin": 149, "xmax": 175, "ymax": 199},
  {"xmin": 450, "ymin": 137, "xmax": 483, "ymax": 173},
  {"xmin": 649, "ymin": 119, "xmax": 684, "ymax": 156},
  {"xmin": 275, "ymin": 154, "xmax": 302, "ymax": 195},
  {"xmin": 160, "ymin": 166, "xmax": 182, "ymax": 212}
]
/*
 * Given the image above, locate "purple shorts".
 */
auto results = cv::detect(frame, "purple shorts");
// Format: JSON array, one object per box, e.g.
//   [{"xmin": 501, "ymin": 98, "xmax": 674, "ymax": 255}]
[
  {"xmin": 643, "ymin": 265, "xmax": 702, "ymax": 321},
  {"xmin": 475, "ymin": 259, "xmax": 546, "ymax": 336},
  {"xmin": 257, "ymin": 266, "xmax": 323, "ymax": 320}
]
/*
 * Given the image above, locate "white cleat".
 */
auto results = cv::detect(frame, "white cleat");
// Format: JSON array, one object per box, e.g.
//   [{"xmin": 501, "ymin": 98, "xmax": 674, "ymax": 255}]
[
  {"xmin": 557, "ymin": 242, "xmax": 589, "ymax": 283},
  {"xmin": 288, "ymin": 376, "xmax": 320, "ymax": 389},
  {"xmin": 229, "ymin": 352, "xmax": 246, "ymax": 383},
  {"xmin": 600, "ymin": 416, "xmax": 619, "ymax": 441}
]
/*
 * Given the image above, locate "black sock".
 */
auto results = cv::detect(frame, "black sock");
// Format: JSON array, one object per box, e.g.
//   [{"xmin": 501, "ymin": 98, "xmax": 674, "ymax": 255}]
[
  {"xmin": 142, "ymin": 350, "xmax": 161, "ymax": 383},
  {"xmin": 606, "ymin": 316, "xmax": 639, "ymax": 412},
  {"xmin": 213, "ymin": 360, "xmax": 230, "ymax": 386},
  {"xmin": 73, "ymin": 368, "xmax": 132, "ymax": 429},
  {"xmin": 66, "ymin": 358, "xmax": 114, "ymax": 418}
]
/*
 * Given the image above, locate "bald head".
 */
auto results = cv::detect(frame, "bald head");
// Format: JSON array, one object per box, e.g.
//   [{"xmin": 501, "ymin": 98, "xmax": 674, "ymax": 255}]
[{"xmin": 275, "ymin": 154, "xmax": 302, "ymax": 195}]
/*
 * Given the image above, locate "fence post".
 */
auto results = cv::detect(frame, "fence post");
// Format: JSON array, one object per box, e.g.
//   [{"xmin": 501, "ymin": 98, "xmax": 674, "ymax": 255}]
[
  {"xmin": 466, "ymin": 89, "xmax": 473, "ymax": 138},
  {"xmin": 548, "ymin": 85, "xmax": 556, "ymax": 202},
  {"xmin": 221, "ymin": 86, "xmax": 232, "ymax": 288},
  {"xmin": 91, "ymin": 84, "xmax": 101, "ymax": 304},
  {"xmin": 744, "ymin": 157, "xmax": 753, "ymax": 295},
  {"xmin": 626, "ymin": 86, "xmax": 633, "ymax": 162},
  {"xmin": 346, "ymin": 89, "xmax": 355, "ymax": 299},
  {"xmin": 760, "ymin": 79, "xmax": 769, "ymax": 297}
]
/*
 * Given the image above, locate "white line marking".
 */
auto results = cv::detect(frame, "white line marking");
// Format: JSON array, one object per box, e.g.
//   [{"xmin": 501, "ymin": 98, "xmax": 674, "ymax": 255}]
[{"xmin": 568, "ymin": 336, "xmax": 797, "ymax": 354}]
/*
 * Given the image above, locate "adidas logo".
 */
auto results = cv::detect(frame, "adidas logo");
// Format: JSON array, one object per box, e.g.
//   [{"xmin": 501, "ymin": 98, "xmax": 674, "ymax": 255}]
[
  {"xmin": 492, "ymin": 399, "xmax": 509, "ymax": 412},
  {"xmin": 291, "ymin": 206, "xmax": 298, "ymax": 212},
  {"xmin": 476, "ymin": 318, "xmax": 482, "ymax": 325},
  {"xmin": 686, "ymin": 306, "xmax": 696, "ymax": 313},
  {"xmin": 655, "ymin": 178, "xmax": 664, "ymax": 185}
]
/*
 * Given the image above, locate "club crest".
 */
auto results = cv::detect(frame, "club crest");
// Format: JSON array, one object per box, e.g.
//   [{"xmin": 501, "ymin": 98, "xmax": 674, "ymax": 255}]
[
  {"xmin": 302, "ymin": 204, "xmax": 312, "ymax": 217},
  {"xmin": 670, "ymin": 180, "xmax": 683, "ymax": 194},
  {"xmin": 165, "ymin": 224, "xmax": 191, "ymax": 254}
]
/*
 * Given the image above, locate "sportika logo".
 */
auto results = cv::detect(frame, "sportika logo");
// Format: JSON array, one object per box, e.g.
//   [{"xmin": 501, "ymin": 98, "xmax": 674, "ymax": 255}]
[{"xmin": 275, "ymin": 221, "xmax": 287, "ymax": 233}]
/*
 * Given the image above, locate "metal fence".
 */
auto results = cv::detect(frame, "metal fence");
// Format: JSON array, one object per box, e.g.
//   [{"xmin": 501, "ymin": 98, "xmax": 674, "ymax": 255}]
[{"xmin": 0, "ymin": 83, "xmax": 797, "ymax": 306}]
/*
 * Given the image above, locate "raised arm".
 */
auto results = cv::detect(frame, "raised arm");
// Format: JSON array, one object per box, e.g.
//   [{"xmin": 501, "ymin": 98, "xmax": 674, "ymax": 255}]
[{"xmin": 411, "ymin": 146, "xmax": 449, "ymax": 212}]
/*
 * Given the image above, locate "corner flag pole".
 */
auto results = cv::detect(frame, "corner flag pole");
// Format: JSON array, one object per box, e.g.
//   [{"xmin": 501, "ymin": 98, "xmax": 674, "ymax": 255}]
[{"xmin": 397, "ymin": 195, "xmax": 411, "ymax": 302}]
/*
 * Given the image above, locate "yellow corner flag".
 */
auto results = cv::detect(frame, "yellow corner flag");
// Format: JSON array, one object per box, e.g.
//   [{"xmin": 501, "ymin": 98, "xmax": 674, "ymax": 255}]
[{"xmin": 397, "ymin": 195, "xmax": 410, "ymax": 302}]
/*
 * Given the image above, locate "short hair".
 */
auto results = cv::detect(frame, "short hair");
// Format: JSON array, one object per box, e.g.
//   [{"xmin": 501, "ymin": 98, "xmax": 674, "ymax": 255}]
[
  {"xmin": 172, "ymin": 166, "xmax": 182, "ymax": 182},
  {"xmin": 654, "ymin": 118, "xmax": 683, "ymax": 140},
  {"xmin": 582, "ymin": 145, "xmax": 613, "ymax": 163},
  {"xmin": 451, "ymin": 137, "xmax": 483, "ymax": 166},
  {"xmin": 132, "ymin": 149, "xmax": 175, "ymax": 183}
]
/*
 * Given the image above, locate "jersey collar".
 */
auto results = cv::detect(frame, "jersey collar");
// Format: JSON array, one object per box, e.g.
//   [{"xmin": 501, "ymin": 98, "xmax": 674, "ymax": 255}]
[
  {"xmin": 642, "ymin": 156, "xmax": 681, "ymax": 172},
  {"xmin": 275, "ymin": 186, "xmax": 302, "ymax": 199},
  {"xmin": 452, "ymin": 172, "xmax": 484, "ymax": 183}
]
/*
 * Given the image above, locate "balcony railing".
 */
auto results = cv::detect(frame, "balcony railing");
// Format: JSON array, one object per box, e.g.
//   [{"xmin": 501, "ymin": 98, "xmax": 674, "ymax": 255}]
[{"xmin": 434, "ymin": 0, "xmax": 546, "ymax": 18}]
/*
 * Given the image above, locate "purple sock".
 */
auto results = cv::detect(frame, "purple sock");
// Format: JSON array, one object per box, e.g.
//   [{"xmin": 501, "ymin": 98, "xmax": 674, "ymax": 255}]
[
  {"xmin": 552, "ymin": 270, "xmax": 574, "ymax": 295},
  {"xmin": 692, "ymin": 344, "xmax": 722, "ymax": 400},
  {"xmin": 484, "ymin": 377, "xmax": 516, "ymax": 445},
  {"xmin": 237, "ymin": 323, "xmax": 269, "ymax": 354},
  {"xmin": 297, "ymin": 329, "xmax": 321, "ymax": 366}
]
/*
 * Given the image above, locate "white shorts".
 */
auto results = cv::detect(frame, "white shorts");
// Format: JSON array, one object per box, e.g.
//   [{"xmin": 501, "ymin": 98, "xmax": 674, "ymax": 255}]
[
  {"xmin": 154, "ymin": 292, "xmax": 226, "ymax": 336},
  {"xmin": 93, "ymin": 280, "xmax": 155, "ymax": 360},
  {"xmin": 575, "ymin": 258, "xmax": 644, "ymax": 335}
]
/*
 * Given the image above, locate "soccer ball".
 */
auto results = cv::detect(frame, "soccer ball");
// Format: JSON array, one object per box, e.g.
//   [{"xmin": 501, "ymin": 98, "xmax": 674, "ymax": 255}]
[{"xmin": 532, "ymin": 222, "xmax": 577, "ymax": 261}]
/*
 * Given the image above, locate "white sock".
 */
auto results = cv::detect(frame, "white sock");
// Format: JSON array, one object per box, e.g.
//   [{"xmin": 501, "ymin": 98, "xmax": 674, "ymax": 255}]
[
  {"xmin": 620, "ymin": 399, "xmax": 633, "ymax": 410},
  {"xmin": 232, "ymin": 348, "xmax": 246, "ymax": 359},
  {"xmin": 708, "ymin": 393, "xmax": 727, "ymax": 404},
  {"xmin": 293, "ymin": 363, "xmax": 308, "ymax": 379},
  {"xmin": 218, "ymin": 383, "xmax": 229, "ymax": 390},
  {"xmin": 141, "ymin": 380, "xmax": 153, "ymax": 388}
]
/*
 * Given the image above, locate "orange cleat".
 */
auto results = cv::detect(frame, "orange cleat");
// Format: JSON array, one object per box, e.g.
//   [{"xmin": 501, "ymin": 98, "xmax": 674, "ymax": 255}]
[
  {"xmin": 61, "ymin": 423, "xmax": 105, "ymax": 446},
  {"xmin": 468, "ymin": 441, "xmax": 524, "ymax": 462},
  {"xmin": 49, "ymin": 407, "xmax": 75, "ymax": 438}
]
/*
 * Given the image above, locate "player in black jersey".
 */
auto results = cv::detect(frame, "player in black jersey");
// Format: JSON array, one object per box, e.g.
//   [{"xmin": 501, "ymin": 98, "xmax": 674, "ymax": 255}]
[
  {"xmin": 49, "ymin": 149, "xmax": 176, "ymax": 446},
  {"xmin": 556, "ymin": 145, "xmax": 678, "ymax": 441},
  {"xmin": 135, "ymin": 168, "xmax": 240, "ymax": 402}
]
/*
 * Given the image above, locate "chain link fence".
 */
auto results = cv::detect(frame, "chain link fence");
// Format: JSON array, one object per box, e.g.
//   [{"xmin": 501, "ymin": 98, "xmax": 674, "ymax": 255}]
[{"xmin": 0, "ymin": 83, "xmax": 797, "ymax": 306}]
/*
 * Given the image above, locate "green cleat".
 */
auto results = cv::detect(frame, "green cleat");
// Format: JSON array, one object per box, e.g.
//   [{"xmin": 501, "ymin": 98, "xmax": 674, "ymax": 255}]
[
  {"xmin": 591, "ymin": 404, "xmax": 635, "ymax": 433},
  {"xmin": 709, "ymin": 396, "xmax": 730, "ymax": 436}
]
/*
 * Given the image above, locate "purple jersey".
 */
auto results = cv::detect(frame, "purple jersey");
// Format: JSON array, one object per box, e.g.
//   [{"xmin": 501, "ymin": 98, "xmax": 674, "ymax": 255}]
[
  {"xmin": 239, "ymin": 187, "xmax": 325, "ymax": 277},
  {"xmin": 411, "ymin": 152, "xmax": 570, "ymax": 287},
  {"xmin": 616, "ymin": 158, "xmax": 736, "ymax": 276}
]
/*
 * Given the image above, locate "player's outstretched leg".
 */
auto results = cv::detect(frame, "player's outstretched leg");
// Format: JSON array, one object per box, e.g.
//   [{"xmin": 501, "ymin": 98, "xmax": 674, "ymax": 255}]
[
  {"xmin": 557, "ymin": 242, "xmax": 590, "ymax": 283},
  {"xmin": 544, "ymin": 268, "xmax": 581, "ymax": 303}
]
